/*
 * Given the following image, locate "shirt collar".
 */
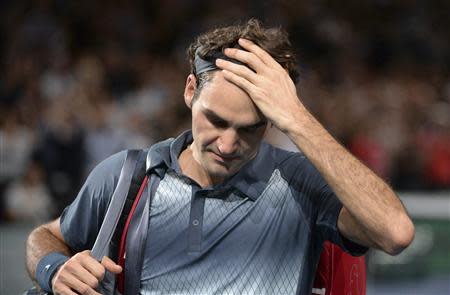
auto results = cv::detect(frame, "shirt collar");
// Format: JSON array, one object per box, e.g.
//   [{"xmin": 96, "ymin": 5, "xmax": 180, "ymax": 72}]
[
  {"xmin": 224, "ymin": 142, "xmax": 275, "ymax": 201},
  {"xmin": 147, "ymin": 130, "xmax": 275, "ymax": 201}
]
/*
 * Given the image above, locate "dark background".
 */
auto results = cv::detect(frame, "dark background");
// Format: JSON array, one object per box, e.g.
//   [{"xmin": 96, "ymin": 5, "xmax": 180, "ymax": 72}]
[{"xmin": 0, "ymin": 1, "xmax": 449, "ymax": 294}]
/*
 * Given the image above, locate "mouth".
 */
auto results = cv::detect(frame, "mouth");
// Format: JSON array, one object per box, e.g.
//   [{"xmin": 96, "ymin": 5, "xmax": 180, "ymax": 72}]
[{"xmin": 210, "ymin": 151, "xmax": 240, "ymax": 163}]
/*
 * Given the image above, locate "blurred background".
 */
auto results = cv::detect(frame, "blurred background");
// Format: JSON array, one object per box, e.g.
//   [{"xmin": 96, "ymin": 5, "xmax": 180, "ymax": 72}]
[{"xmin": 0, "ymin": 0, "xmax": 448, "ymax": 294}]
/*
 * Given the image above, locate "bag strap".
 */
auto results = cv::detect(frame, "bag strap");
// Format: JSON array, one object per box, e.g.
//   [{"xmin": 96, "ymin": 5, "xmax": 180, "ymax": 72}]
[
  {"xmin": 119, "ymin": 140, "xmax": 171, "ymax": 295},
  {"xmin": 116, "ymin": 172, "xmax": 149, "ymax": 293},
  {"xmin": 93, "ymin": 142, "xmax": 170, "ymax": 295},
  {"xmin": 91, "ymin": 149, "xmax": 145, "ymax": 260},
  {"xmin": 109, "ymin": 150, "xmax": 147, "ymax": 262}
]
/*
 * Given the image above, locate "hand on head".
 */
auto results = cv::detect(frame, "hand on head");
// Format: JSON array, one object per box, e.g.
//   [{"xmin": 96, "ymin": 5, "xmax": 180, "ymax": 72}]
[{"xmin": 215, "ymin": 38, "xmax": 304, "ymax": 133}]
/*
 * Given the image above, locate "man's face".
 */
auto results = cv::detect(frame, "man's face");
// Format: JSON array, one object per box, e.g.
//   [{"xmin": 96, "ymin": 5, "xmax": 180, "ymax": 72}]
[{"xmin": 186, "ymin": 71, "xmax": 267, "ymax": 182}]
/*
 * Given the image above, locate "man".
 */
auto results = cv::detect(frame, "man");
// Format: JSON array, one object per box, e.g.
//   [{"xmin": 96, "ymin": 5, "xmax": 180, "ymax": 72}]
[{"xmin": 26, "ymin": 19, "xmax": 414, "ymax": 295}]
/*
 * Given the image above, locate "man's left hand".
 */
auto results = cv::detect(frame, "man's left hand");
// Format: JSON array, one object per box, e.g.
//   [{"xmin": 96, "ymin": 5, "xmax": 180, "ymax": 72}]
[{"xmin": 215, "ymin": 38, "xmax": 304, "ymax": 133}]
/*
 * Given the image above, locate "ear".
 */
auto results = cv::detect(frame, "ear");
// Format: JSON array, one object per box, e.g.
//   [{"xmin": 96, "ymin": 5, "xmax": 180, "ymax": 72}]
[{"xmin": 184, "ymin": 74, "xmax": 197, "ymax": 109}]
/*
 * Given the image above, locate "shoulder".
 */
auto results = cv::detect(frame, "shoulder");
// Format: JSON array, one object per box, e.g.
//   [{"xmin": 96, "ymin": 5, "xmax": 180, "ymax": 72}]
[
  {"xmin": 78, "ymin": 149, "xmax": 150, "ymax": 206},
  {"xmin": 84, "ymin": 150, "xmax": 127, "ymax": 193},
  {"xmin": 90, "ymin": 150, "xmax": 128, "ymax": 178},
  {"xmin": 260, "ymin": 142, "xmax": 326, "ymax": 189},
  {"xmin": 59, "ymin": 149, "xmax": 148, "ymax": 251},
  {"xmin": 259, "ymin": 142, "xmax": 309, "ymax": 175}
]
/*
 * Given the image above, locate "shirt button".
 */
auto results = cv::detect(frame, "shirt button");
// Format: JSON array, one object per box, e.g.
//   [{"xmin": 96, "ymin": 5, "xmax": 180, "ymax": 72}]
[{"xmin": 192, "ymin": 219, "xmax": 199, "ymax": 226}]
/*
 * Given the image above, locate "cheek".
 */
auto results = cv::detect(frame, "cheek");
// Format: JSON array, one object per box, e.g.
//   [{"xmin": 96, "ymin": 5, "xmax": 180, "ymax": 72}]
[
  {"xmin": 192, "ymin": 114, "xmax": 217, "ymax": 147},
  {"xmin": 240, "ymin": 133, "xmax": 264, "ymax": 155}
]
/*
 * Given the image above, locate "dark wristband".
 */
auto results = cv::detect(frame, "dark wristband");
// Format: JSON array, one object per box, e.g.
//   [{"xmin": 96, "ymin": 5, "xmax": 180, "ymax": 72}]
[{"xmin": 36, "ymin": 252, "xmax": 69, "ymax": 292}]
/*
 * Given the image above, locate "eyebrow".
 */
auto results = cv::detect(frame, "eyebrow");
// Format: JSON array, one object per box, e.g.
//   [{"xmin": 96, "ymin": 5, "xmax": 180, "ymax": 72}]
[{"xmin": 203, "ymin": 108, "xmax": 266, "ymax": 129}]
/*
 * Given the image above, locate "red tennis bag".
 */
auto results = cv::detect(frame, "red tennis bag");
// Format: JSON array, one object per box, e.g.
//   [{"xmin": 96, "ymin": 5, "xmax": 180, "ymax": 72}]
[{"xmin": 312, "ymin": 241, "xmax": 366, "ymax": 295}]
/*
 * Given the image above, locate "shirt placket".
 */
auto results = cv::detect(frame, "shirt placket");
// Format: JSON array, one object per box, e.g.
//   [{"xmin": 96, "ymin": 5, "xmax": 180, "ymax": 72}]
[{"xmin": 187, "ymin": 188, "xmax": 206, "ymax": 254}]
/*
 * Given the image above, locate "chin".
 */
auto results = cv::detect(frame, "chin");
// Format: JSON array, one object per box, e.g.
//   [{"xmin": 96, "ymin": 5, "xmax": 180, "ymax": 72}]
[
  {"xmin": 204, "ymin": 161, "xmax": 237, "ymax": 179},
  {"xmin": 207, "ymin": 165, "xmax": 233, "ymax": 179}
]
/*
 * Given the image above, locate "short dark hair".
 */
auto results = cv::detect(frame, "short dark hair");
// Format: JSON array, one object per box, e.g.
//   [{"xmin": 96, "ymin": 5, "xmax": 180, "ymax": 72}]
[{"xmin": 186, "ymin": 19, "xmax": 299, "ymax": 100}]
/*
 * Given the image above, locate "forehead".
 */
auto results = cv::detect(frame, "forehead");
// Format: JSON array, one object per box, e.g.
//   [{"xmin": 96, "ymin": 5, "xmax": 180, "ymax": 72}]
[{"xmin": 195, "ymin": 72, "xmax": 264, "ymax": 125}]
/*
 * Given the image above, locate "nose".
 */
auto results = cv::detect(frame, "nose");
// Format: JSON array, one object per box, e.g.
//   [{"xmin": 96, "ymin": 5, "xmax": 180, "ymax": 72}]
[{"xmin": 217, "ymin": 128, "xmax": 239, "ymax": 156}]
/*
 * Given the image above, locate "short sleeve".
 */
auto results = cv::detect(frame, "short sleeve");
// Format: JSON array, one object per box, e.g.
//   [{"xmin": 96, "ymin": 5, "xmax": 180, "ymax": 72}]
[
  {"xmin": 282, "ymin": 154, "xmax": 368, "ymax": 256},
  {"xmin": 60, "ymin": 151, "xmax": 127, "ymax": 252},
  {"xmin": 314, "ymin": 183, "xmax": 368, "ymax": 256}
]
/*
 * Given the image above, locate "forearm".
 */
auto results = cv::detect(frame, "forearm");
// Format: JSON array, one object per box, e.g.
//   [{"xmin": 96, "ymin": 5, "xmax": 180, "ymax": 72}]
[
  {"xmin": 215, "ymin": 38, "xmax": 414, "ymax": 254},
  {"xmin": 27, "ymin": 220, "xmax": 122, "ymax": 294},
  {"xmin": 26, "ymin": 222, "xmax": 72, "ymax": 281},
  {"xmin": 286, "ymin": 105, "xmax": 414, "ymax": 254}
]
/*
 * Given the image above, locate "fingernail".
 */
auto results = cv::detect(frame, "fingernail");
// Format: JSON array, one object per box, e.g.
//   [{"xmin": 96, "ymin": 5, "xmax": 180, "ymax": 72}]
[{"xmin": 239, "ymin": 38, "xmax": 248, "ymax": 44}]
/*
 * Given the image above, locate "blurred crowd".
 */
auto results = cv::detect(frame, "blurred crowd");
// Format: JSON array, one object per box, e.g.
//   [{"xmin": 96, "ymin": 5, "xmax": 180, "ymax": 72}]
[{"xmin": 1, "ymin": 1, "xmax": 449, "ymax": 224}]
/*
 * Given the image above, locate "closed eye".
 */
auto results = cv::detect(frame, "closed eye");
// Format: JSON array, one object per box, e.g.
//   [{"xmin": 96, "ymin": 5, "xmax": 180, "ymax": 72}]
[
  {"xmin": 239, "ymin": 121, "xmax": 266, "ymax": 133},
  {"xmin": 205, "ymin": 112, "xmax": 228, "ymax": 128},
  {"xmin": 203, "ymin": 108, "xmax": 266, "ymax": 131},
  {"xmin": 210, "ymin": 119, "xmax": 228, "ymax": 128}
]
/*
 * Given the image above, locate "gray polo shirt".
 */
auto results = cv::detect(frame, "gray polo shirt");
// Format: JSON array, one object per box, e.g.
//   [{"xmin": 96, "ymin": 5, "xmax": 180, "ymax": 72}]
[{"xmin": 61, "ymin": 130, "xmax": 367, "ymax": 295}]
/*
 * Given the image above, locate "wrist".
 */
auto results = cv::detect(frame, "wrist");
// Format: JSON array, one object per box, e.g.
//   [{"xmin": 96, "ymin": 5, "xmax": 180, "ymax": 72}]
[
  {"xmin": 36, "ymin": 252, "xmax": 69, "ymax": 292},
  {"xmin": 277, "ymin": 101, "xmax": 308, "ymax": 134}
]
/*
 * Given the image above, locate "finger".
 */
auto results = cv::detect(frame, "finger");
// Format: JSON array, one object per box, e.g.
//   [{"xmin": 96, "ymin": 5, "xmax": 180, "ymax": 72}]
[
  {"xmin": 215, "ymin": 58, "xmax": 258, "ymax": 84},
  {"xmin": 73, "ymin": 251, "xmax": 106, "ymax": 281},
  {"xmin": 101, "ymin": 255, "xmax": 123, "ymax": 274},
  {"xmin": 221, "ymin": 69, "xmax": 257, "ymax": 95},
  {"xmin": 222, "ymin": 47, "xmax": 266, "ymax": 73},
  {"xmin": 238, "ymin": 38, "xmax": 283, "ymax": 69},
  {"xmin": 68, "ymin": 261, "xmax": 101, "ymax": 289},
  {"xmin": 78, "ymin": 256, "xmax": 106, "ymax": 281},
  {"xmin": 57, "ymin": 272, "xmax": 101, "ymax": 295},
  {"xmin": 52, "ymin": 285, "xmax": 78, "ymax": 295}
]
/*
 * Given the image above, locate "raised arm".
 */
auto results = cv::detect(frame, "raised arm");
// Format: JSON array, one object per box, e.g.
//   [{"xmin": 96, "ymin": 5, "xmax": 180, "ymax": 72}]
[
  {"xmin": 26, "ymin": 218, "xmax": 122, "ymax": 294},
  {"xmin": 215, "ymin": 38, "xmax": 415, "ymax": 255}
]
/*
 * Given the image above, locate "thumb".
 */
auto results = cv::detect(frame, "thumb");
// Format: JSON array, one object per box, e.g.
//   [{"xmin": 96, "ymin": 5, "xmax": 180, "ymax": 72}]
[{"xmin": 101, "ymin": 255, "xmax": 123, "ymax": 274}]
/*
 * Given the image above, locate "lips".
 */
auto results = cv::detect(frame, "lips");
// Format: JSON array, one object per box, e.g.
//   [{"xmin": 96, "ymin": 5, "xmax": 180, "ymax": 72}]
[{"xmin": 210, "ymin": 151, "xmax": 239, "ymax": 163}]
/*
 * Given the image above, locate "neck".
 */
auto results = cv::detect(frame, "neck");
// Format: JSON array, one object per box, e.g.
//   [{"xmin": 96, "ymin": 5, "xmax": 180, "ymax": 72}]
[{"xmin": 178, "ymin": 144, "xmax": 223, "ymax": 188}]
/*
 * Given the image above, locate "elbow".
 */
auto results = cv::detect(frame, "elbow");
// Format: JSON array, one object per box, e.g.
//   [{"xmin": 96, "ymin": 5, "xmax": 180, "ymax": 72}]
[{"xmin": 384, "ymin": 215, "xmax": 415, "ymax": 256}]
